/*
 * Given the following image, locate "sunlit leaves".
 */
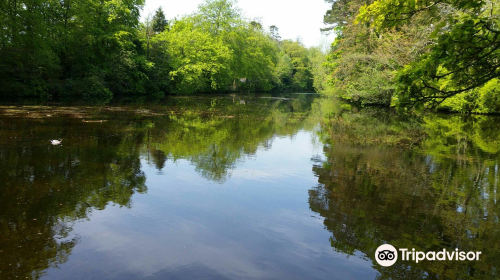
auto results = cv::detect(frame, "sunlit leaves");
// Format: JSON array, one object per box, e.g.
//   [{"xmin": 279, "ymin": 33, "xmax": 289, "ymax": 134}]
[
  {"xmin": 356, "ymin": 0, "xmax": 500, "ymax": 107},
  {"xmin": 154, "ymin": 18, "xmax": 233, "ymax": 94}
]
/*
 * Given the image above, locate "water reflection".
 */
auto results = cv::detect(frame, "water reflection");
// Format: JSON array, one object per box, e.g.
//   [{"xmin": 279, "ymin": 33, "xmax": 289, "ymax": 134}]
[
  {"xmin": 310, "ymin": 105, "xmax": 500, "ymax": 279},
  {"xmin": 141, "ymin": 95, "xmax": 317, "ymax": 182},
  {"xmin": 0, "ymin": 116, "xmax": 148, "ymax": 279},
  {"xmin": 0, "ymin": 95, "xmax": 318, "ymax": 279},
  {"xmin": 1, "ymin": 96, "xmax": 500, "ymax": 279}
]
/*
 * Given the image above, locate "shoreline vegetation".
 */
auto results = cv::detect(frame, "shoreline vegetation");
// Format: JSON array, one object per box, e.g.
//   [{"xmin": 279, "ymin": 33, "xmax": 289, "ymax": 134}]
[
  {"xmin": 0, "ymin": 0, "xmax": 329, "ymax": 102},
  {"xmin": 0, "ymin": 0, "xmax": 499, "ymax": 115},
  {"xmin": 322, "ymin": 0, "xmax": 500, "ymax": 114}
]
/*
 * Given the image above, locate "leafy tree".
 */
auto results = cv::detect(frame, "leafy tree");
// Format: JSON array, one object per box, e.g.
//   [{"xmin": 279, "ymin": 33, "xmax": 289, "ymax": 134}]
[
  {"xmin": 356, "ymin": 0, "xmax": 500, "ymax": 108},
  {"xmin": 273, "ymin": 53, "xmax": 294, "ymax": 91},
  {"xmin": 281, "ymin": 40, "xmax": 314, "ymax": 91},
  {"xmin": 153, "ymin": 18, "xmax": 233, "ymax": 94},
  {"xmin": 0, "ymin": 0, "xmax": 150, "ymax": 99},
  {"xmin": 196, "ymin": 0, "xmax": 242, "ymax": 35},
  {"xmin": 250, "ymin": 20, "xmax": 263, "ymax": 30},
  {"xmin": 307, "ymin": 47, "xmax": 330, "ymax": 92},
  {"xmin": 0, "ymin": 0, "xmax": 327, "ymax": 98},
  {"xmin": 224, "ymin": 23, "xmax": 278, "ymax": 92},
  {"xmin": 148, "ymin": 0, "xmax": 289, "ymax": 94},
  {"xmin": 322, "ymin": 0, "xmax": 500, "ymax": 111},
  {"xmin": 322, "ymin": 0, "xmax": 431, "ymax": 105}
]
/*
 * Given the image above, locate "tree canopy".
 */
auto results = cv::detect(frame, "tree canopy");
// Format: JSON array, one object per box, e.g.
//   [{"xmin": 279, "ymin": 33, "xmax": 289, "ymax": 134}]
[
  {"xmin": 322, "ymin": 0, "xmax": 500, "ymax": 112},
  {"xmin": 0, "ymin": 0, "xmax": 328, "ymax": 100},
  {"xmin": 152, "ymin": 7, "xmax": 168, "ymax": 33}
]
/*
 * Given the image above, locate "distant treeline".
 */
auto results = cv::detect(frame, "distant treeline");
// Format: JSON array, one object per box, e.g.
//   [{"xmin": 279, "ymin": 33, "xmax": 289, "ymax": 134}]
[
  {"xmin": 321, "ymin": 0, "xmax": 500, "ymax": 113},
  {"xmin": 0, "ymin": 0, "xmax": 329, "ymax": 101}
]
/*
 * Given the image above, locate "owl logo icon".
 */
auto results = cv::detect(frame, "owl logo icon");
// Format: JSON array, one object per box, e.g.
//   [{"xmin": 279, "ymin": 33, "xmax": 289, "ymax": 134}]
[{"xmin": 375, "ymin": 244, "xmax": 398, "ymax": 267}]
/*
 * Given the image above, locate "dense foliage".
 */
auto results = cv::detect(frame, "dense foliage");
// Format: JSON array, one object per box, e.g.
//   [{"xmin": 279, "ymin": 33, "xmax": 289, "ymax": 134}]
[
  {"xmin": 322, "ymin": 0, "xmax": 500, "ymax": 113},
  {"xmin": 0, "ymin": 0, "xmax": 327, "ymax": 100}
]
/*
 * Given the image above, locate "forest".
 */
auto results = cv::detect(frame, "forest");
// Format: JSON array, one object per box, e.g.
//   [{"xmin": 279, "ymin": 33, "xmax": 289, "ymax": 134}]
[
  {"xmin": 1, "ymin": 0, "xmax": 499, "ymax": 113},
  {"xmin": 322, "ymin": 0, "xmax": 500, "ymax": 113},
  {"xmin": 0, "ymin": 0, "xmax": 327, "ymax": 101}
]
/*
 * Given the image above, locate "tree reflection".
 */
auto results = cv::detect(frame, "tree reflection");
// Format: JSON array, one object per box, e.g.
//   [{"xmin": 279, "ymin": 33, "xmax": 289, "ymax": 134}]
[
  {"xmin": 144, "ymin": 95, "xmax": 317, "ymax": 182},
  {"xmin": 0, "ymin": 118, "xmax": 147, "ymax": 279},
  {"xmin": 310, "ymin": 108, "xmax": 500, "ymax": 279},
  {"xmin": 0, "ymin": 95, "xmax": 317, "ymax": 279}
]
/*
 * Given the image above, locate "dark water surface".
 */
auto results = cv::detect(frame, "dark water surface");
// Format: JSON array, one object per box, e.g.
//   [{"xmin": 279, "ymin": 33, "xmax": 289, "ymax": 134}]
[{"xmin": 1, "ymin": 94, "xmax": 499, "ymax": 279}]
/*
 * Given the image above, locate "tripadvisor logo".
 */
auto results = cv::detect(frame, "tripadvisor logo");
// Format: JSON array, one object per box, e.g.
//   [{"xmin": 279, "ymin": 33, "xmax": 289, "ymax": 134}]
[
  {"xmin": 375, "ymin": 244, "xmax": 482, "ymax": 267},
  {"xmin": 375, "ymin": 244, "xmax": 398, "ymax": 267}
]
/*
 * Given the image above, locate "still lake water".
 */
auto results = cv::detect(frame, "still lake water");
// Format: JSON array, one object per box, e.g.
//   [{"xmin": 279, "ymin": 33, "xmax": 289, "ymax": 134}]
[{"xmin": 1, "ymin": 94, "xmax": 499, "ymax": 279}]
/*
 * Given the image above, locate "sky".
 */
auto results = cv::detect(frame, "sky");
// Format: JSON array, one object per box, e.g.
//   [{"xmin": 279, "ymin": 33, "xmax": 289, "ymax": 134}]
[{"xmin": 141, "ymin": 0, "xmax": 333, "ymax": 48}]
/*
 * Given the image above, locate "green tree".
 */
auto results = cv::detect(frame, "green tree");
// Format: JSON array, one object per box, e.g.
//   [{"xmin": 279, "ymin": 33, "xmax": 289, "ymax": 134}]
[
  {"xmin": 148, "ymin": 0, "xmax": 282, "ymax": 94},
  {"xmin": 322, "ymin": 0, "xmax": 430, "ymax": 105},
  {"xmin": 357, "ymin": 0, "xmax": 500, "ymax": 108},
  {"xmin": 0, "ymin": 0, "xmax": 327, "ymax": 98},
  {"xmin": 152, "ymin": 7, "xmax": 168, "ymax": 33},
  {"xmin": 0, "ymin": 0, "xmax": 152, "ymax": 100},
  {"xmin": 307, "ymin": 47, "xmax": 330, "ymax": 92},
  {"xmin": 153, "ymin": 18, "xmax": 233, "ymax": 94},
  {"xmin": 196, "ymin": 0, "xmax": 242, "ymax": 35},
  {"xmin": 281, "ymin": 40, "xmax": 314, "ymax": 91}
]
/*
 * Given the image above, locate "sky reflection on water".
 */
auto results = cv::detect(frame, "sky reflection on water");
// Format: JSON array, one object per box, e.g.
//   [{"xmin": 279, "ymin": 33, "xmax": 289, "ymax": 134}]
[{"xmin": 1, "ymin": 95, "xmax": 499, "ymax": 279}]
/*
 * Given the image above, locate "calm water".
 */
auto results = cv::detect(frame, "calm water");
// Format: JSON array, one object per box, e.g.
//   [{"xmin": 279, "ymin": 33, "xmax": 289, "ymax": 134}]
[{"xmin": 1, "ymin": 95, "xmax": 499, "ymax": 279}]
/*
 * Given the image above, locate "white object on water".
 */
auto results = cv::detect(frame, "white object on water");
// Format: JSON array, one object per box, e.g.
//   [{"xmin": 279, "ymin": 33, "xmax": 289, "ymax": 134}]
[{"xmin": 50, "ymin": 139, "xmax": 62, "ymax": 145}]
